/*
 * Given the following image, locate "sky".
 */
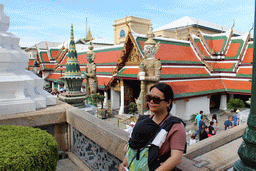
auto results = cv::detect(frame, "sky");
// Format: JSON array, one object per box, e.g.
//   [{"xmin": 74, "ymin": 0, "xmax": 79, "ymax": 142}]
[{"xmin": 1, "ymin": 0, "xmax": 254, "ymax": 47}]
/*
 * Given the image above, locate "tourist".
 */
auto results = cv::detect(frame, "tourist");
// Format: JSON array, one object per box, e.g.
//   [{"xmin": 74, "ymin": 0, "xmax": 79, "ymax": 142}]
[
  {"xmin": 224, "ymin": 116, "xmax": 233, "ymax": 130},
  {"xmin": 190, "ymin": 135, "xmax": 197, "ymax": 145},
  {"xmin": 212, "ymin": 114, "xmax": 218, "ymax": 134},
  {"xmin": 200, "ymin": 126, "xmax": 209, "ymax": 140},
  {"xmin": 199, "ymin": 115, "xmax": 206, "ymax": 141},
  {"xmin": 195, "ymin": 110, "xmax": 203, "ymax": 138},
  {"xmin": 209, "ymin": 121, "xmax": 215, "ymax": 135},
  {"xmin": 233, "ymin": 113, "xmax": 239, "ymax": 126},
  {"xmin": 119, "ymin": 83, "xmax": 186, "ymax": 171}
]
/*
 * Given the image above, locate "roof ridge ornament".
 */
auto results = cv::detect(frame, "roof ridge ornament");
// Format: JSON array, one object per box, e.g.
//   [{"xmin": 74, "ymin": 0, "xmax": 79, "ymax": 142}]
[
  {"xmin": 144, "ymin": 26, "xmax": 156, "ymax": 46},
  {"xmin": 125, "ymin": 16, "xmax": 131, "ymax": 33},
  {"xmin": 231, "ymin": 19, "xmax": 235, "ymax": 31},
  {"xmin": 249, "ymin": 23, "xmax": 253, "ymax": 36}
]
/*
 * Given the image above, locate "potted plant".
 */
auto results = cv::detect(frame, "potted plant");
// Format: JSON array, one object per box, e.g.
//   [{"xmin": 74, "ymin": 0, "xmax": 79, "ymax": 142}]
[
  {"xmin": 128, "ymin": 102, "xmax": 138, "ymax": 122},
  {"xmin": 227, "ymin": 98, "xmax": 245, "ymax": 112},
  {"xmin": 91, "ymin": 93, "xmax": 107, "ymax": 119}
]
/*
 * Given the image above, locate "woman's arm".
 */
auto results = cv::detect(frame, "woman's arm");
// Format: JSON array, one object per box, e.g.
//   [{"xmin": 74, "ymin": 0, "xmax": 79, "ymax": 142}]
[
  {"xmin": 119, "ymin": 144, "xmax": 128, "ymax": 171},
  {"xmin": 155, "ymin": 150, "xmax": 183, "ymax": 171}
]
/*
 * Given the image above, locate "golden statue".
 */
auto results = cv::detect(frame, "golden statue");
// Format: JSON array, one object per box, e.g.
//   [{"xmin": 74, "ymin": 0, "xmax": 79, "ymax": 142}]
[
  {"xmin": 85, "ymin": 42, "xmax": 98, "ymax": 98},
  {"xmin": 137, "ymin": 27, "xmax": 161, "ymax": 114}
]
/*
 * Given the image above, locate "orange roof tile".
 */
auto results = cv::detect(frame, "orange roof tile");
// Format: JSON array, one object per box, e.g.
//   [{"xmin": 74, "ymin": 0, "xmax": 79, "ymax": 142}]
[
  {"xmin": 77, "ymin": 54, "xmax": 89, "ymax": 64},
  {"xmin": 139, "ymin": 41, "xmax": 200, "ymax": 62},
  {"xmin": 51, "ymin": 49, "xmax": 60, "ymax": 59},
  {"xmin": 28, "ymin": 59, "xmax": 35, "ymax": 66},
  {"xmin": 95, "ymin": 50, "xmax": 122, "ymax": 64},
  {"xmin": 46, "ymin": 73, "xmax": 63, "ymax": 80},
  {"xmin": 237, "ymin": 68, "xmax": 252, "ymax": 75},
  {"xmin": 196, "ymin": 42, "xmax": 210, "ymax": 57},
  {"xmin": 222, "ymin": 80, "xmax": 251, "ymax": 92},
  {"xmin": 226, "ymin": 43, "xmax": 240, "ymax": 57},
  {"xmin": 242, "ymin": 47, "xmax": 253, "ymax": 64},
  {"xmin": 211, "ymin": 63, "xmax": 234, "ymax": 70},
  {"xmin": 43, "ymin": 64, "xmax": 57, "ymax": 69},
  {"xmin": 40, "ymin": 52, "xmax": 50, "ymax": 62},
  {"xmin": 97, "ymin": 77, "xmax": 112, "ymax": 87},
  {"xmin": 96, "ymin": 68, "xmax": 115, "ymax": 74},
  {"xmin": 165, "ymin": 79, "xmax": 225, "ymax": 98},
  {"xmin": 161, "ymin": 68, "xmax": 208, "ymax": 75},
  {"xmin": 212, "ymin": 39, "xmax": 225, "ymax": 52}
]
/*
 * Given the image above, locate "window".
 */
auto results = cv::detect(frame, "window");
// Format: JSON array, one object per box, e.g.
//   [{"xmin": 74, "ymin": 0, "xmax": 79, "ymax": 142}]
[{"xmin": 120, "ymin": 30, "xmax": 125, "ymax": 38}]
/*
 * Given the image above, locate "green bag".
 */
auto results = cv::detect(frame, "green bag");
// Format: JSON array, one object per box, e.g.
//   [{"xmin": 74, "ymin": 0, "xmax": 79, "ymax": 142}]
[{"xmin": 126, "ymin": 144, "xmax": 149, "ymax": 171}]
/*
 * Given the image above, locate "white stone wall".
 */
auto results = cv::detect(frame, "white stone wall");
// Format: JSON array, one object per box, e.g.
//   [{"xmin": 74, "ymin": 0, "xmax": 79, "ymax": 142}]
[
  {"xmin": 175, "ymin": 99, "xmax": 187, "ymax": 119},
  {"xmin": 185, "ymin": 96, "xmax": 210, "ymax": 120}
]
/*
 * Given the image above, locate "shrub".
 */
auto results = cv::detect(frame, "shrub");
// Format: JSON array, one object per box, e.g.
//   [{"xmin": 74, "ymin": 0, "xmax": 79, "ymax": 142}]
[
  {"xmin": 0, "ymin": 125, "xmax": 58, "ymax": 171},
  {"xmin": 128, "ymin": 102, "xmax": 138, "ymax": 115},
  {"xmin": 227, "ymin": 98, "xmax": 245, "ymax": 112},
  {"xmin": 189, "ymin": 113, "xmax": 209, "ymax": 123}
]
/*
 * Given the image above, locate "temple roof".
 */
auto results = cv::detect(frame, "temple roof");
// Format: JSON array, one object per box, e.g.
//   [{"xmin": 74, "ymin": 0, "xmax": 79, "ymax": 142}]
[
  {"xmin": 30, "ymin": 21, "xmax": 253, "ymax": 98},
  {"xmin": 25, "ymin": 41, "xmax": 62, "ymax": 51},
  {"xmin": 154, "ymin": 16, "xmax": 247, "ymax": 36}
]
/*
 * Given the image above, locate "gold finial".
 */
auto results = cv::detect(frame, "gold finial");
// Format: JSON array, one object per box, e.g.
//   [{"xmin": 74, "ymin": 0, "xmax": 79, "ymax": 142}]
[
  {"xmin": 62, "ymin": 41, "xmax": 65, "ymax": 48},
  {"xmin": 45, "ymin": 42, "xmax": 49, "ymax": 50},
  {"xmin": 125, "ymin": 16, "xmax": 131, "ymax": 33},
  {"xmin": 197, "ymin": 20, "xmax": 200, "ymax": 33},
  {"xmin": 231, "ymin": 19, "xmax": 235, "ymax": 30},
  {"xmin": 249, "ymin": 23, "xmax": 253, "ymax": 32}
]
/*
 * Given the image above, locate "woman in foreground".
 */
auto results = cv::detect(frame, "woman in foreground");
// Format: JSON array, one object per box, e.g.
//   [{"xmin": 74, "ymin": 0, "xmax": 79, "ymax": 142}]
[{"xmin": 119, "ymin": 83, "xmax": 186, "ymax": 171}]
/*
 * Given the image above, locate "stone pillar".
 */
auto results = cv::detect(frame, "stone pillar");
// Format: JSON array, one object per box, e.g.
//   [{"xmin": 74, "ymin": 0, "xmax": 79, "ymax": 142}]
[
  {"xmin": 233, "ymin": 11, "xmax": 256, "ymax": 170},
  {"xmin": 103, "ymin": 91, "xmax": 108, "ymax": 108},
  {"xmin": 119, "ymin": 80, "xmax": 124, "ymax": 115},
  {"xmin": 111, "ymin": 87, "xmax": 120, "ymax": 110},
  {"xmin": 206, "ymin": 95, "xmax": 211, "ymax": 114},
  {"xmin": 219, "ymin": 94, "xmax": 227, "ymax": 110},
  {"xmin": 52, "ymin": 82, "xmax": 55, "ymax": 92}
]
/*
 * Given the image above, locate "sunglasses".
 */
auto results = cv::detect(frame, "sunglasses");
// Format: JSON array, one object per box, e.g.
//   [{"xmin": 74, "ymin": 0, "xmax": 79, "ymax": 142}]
[{"xmin": 146, "ymin": 94, "xmax": 166, "ymax": 104}]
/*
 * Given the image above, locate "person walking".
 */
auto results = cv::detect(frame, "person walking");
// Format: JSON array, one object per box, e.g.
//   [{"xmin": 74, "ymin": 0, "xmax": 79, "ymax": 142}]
[
  {"xmin": 224, "ymin": 116, "xmax": 233, "ymax": 130},
  {"xmin": 195, "ymin": 111, "xmax": 203, "ymax": 138},
  {"xmin": 233, "ymin": 113, "xmax": 239, "ymax": 126},
  {"xmin": 199, "ymin": 115, "xmax": 206, "ymax": 141}
]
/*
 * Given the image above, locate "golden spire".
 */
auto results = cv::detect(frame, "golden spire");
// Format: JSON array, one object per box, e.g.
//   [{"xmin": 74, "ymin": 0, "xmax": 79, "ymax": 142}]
[{"xmin": 84, "ymin": 23, "xmax": 94, "ymax": 42}]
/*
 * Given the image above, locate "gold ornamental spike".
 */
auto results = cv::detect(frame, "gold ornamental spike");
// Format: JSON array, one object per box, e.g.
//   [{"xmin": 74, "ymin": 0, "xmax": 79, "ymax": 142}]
[{"xmin": 125, "ymin": 16, "xmax": 131, "ymax": 33}]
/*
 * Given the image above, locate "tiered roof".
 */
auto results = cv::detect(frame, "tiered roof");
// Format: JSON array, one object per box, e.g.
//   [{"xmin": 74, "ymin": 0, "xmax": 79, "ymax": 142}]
[{"xmin": 27, "ymin": 20, "xmax": 253, "ymax": 99}]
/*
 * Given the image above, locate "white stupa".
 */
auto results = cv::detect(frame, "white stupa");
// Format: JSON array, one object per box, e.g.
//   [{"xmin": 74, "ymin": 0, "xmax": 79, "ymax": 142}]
[{"xmin": 0, "ymin": 4, "xmax": 56, "ymax": 115}]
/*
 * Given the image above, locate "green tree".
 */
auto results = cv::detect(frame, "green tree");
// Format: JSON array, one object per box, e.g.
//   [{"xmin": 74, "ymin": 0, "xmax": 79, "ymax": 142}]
[
  {"xmin": 91, "ymin": 93, "xmax": 105, "ymax": 109},
  {"xmin": 128, "ymin": 102, "xmax": 138, "ymax": 115},
  {"xmin": 227, "ymin": 98, "xmax": 245, "ymax": 112}
]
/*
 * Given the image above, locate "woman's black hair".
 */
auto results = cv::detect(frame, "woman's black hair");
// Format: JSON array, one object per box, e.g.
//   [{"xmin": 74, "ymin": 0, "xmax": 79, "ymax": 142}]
[
  {"xmin": 212, "ymin": 114, "xmax": 217, "ymax": 121},
  {"xmin": 150, "ymin": 83, "xmax": 174, "ymax": 113}
]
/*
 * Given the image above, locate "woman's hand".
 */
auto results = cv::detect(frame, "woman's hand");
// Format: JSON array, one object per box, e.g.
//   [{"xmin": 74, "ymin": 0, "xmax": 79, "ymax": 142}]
[{"xmin": 119, "ymin": 156, "xmax": 128, "ymax": 171}]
